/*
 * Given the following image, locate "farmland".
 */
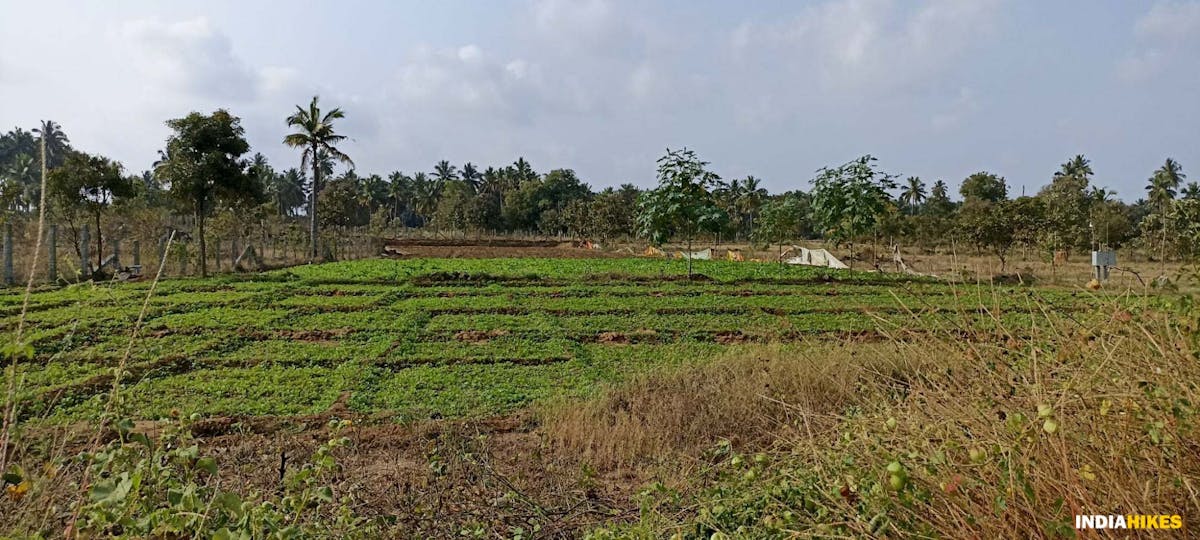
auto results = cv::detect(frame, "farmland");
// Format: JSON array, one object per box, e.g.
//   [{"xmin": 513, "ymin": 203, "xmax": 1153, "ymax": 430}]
[{"xmin": 1, "ymin": 257, "xmax": 1099, "ymax": 425}]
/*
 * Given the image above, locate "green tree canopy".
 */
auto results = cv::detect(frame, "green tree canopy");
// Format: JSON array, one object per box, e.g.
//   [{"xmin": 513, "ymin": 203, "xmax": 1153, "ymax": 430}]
[
  {"xmin": 47, "ymin": 151, "xmax": 132, "ymax": 270},
  {"xmin": 808, "ymin": 155, "xmax": 897, "ymax": 265},
  {"xmin": 636, "ymin": 148, "xmax": 727, "ymax": 276},
  {"xmin": 959, "ymin": 172, "xmax": 1007, "ymax": 203},
  {"xmin": 156, "ymin": 110, "xmax": 260, "ymax": 277}
]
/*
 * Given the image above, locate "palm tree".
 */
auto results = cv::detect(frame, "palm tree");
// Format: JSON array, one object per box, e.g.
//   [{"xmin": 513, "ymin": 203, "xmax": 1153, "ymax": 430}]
[
  {"xmin": 1147, "ymin": 158, "xmax": 1184, "ymax": 206},
  {"xmin": 284, "ymin": 96, "xmax": 352, "ymax": 261},
  {"xmin": 1182, "ymin": 182, "xmax": 1200, "ymax": 200},
  {"xmin": 1089, "ymin": 186, "xmax": 1114, "ymax": 204},
  {"xmin": 512, "ymin": 157, "xmax": 536, "ymax": 184},
  {"xmin": 738, "ymin": 176, "xmax": 767, "ymax": 237},
  {"xmin": 411, "ymin": 172, "xmax": 440, "ymax": 226},
  {"xmin": 360, "ymin": 173, "xmax": 388, "ymax": 213},
  {"xmin": 1056, "ymin": 154, "xmax": 1094, "ymax": 182},
  {"xmin": 900, "ymin": 176, "xmax": 927, "ymax": 215},
  {"xmin": 1147, "ymin": 158, "xmax": 1185, "ymax": 271},
  {"xmin": 460, "ymin": 162, "xmax": 481, "ymax": 193},
  {"xmin": 433, "ymin": 160, "xmax": 458, "ymax": 184},
  {"xmin": 930, "ymin": 179, "xmax": 948, "ymax": 200},
  {"xmin": 32, "ymin": 120, "xmax": 69, "ymax": 168},
  {"xmin": 387, "ymin": 171, "xmax": 412, "ymax": 222},
  {"xmin": 270, "ymin": 168, "xmax": 307, "ymax": 217},
  {"xmin": 4, "ymin": 154, "xmax": 37, "ymax": 212}
]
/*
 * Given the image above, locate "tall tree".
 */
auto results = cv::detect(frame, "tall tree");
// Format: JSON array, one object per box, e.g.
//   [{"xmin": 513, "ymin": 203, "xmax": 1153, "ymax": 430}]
[
  {"xmin": 32, "ymin": 120, "xmax": 70, "ymax": 168},
  {"xmin": 387, "ymin": 171, "xmax": 412, "ymax": 222},
  {"xmin": 433, "ymin": 160, "xmax": 459, "ymax": 184},
  {"xmin": 156, "ymin": 110, "xmax": 260, "ymax": 277},
  {"xmin": 1181, "ymin": 182, "xmax": 1200, "ymax": 201},
  {"xmin": 1040, "ymin": 155, "xmax": 1095, "ymax": 253},
  {"xmin": 411, "ymin": 172, "xmax": 440, "ymax": 226},
  {"xmin": 1146, "ymin": 158, "xmax": 1185, "ymax": 270},
  {"xmin": 268, "ymin": 168, "xmax": 307, "ymax": 217},
  {"xmin": 636, "ymin": 148, "xmax": 727, "ymax": 277},
  {"xmin": 3, "ymin": 154, "xmax": 37, "ymax": 212},
  {"xmin": 899, "ymin": 176, "xmax": 927, "ymax": 214},
  {"xmin": 960, "ymin": 172, "xmax": 1007, "ymax": 203},
  {"xmin": 460, "ymin": 162, "xmax": 481, "ymax": 193},
  {"xmin": 808, "ymin": 155, "xmax": 898, "ymax": 267},
  {"xmin": 284, "ymin": 96, "xmax": 353, "ymax": 261},
  {"xmin": 47, "ymin": 152, "xmax": 133, "ymax": 270}
]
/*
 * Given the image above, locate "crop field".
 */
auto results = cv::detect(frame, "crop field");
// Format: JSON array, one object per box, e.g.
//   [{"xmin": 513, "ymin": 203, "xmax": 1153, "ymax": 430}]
[{"xmin": 0, "ymin": 257, "xmax": 1106, "ymax": 426}]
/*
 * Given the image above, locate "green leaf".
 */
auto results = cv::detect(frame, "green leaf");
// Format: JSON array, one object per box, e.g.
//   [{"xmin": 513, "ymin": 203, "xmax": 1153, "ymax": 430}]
[{"xmin": 197, "ymin": 456, "xmax": 218, "ymax": 475}]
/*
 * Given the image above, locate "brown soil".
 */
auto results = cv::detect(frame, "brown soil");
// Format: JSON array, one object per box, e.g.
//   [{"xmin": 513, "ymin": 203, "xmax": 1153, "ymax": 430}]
[{"xmin": 453, "ymin": 329, "xmax": 510, "ymax": 343}]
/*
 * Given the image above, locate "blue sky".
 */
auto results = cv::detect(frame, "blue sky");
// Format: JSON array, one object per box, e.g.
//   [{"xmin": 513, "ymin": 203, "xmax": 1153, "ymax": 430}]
[{"xmin": 1, "ymin": 0, "xmax": 1197, "ymax": 200}]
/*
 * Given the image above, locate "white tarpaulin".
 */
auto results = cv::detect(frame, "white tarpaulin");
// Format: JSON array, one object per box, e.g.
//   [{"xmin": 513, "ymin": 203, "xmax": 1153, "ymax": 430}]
[
  {"xmin": 677, "ymin": 248, "xmax": 713, "ymax": 260},
  {"xmin": 784, "ymin": 247, "xmax": 849, "ymax": 269}
]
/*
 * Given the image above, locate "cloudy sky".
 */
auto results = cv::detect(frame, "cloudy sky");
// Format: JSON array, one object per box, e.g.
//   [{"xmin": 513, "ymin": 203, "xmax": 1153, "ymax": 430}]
[{"xmin": 1, "ymin": 0, "xmax": 1197, "ymax": 199}]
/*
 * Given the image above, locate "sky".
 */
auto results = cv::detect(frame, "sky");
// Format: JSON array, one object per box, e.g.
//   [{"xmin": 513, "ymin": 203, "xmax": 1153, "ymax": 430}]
[{"xmin": 1, "ymin": 0, "xmax": 1197, "ymax": 200}]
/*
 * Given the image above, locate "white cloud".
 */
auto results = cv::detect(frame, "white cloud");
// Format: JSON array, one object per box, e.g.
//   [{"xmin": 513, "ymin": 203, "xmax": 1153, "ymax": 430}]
[
  {"xmin": 120, "ymin": 17, "xmax": 254, "ymax": 100},
  {"xmin": 730, "ymin": 0, "xmax": 1001, "ymax": 94},
  {"xmin": 1135, "ymin": 1, "xmax": 1200, "ymax": 41},
  {"xmin": 1120, "ymin": 2, "xmax": 1200, "ymax": 82}
]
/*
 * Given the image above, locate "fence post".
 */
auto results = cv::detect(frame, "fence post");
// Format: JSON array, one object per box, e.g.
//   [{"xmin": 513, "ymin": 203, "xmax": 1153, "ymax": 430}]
[
  {"xmin": 3, "ymin": 223, "xmax": 13, "ymax": 286},
  {"xmin": 179, "ymin": 245, "xmax": 188, "ymax": 275},
  {"xmin": 112, "ymin": 238, "xmax": 121, "ymax": 269},
  {"xmin": 157, "ymin": 238, "xmax": 166, "ymax": 276},
  {"xmin": 231, "ymin": 237, "xmax": 239, "ymax": 270},
  {"xmin": 81, "ymin": 225, "xmax": 91, "ymax": 279},
  {"xmin": 48, "ymin": 224, "xmax": 57, "ymax": 282},
  {"xmin": 132, "ymin": 239, "xmax": 141, "ymax": 267}
]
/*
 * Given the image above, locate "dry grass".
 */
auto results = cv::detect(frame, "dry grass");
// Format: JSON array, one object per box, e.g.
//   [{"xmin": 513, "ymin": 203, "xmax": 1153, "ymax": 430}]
[
  {"xmin": 558, "ymin": 299, "xmax": 1200, "ymax": 538},
  {"xmin": 541, "ymin": 341, "xmax": 951, "ymax": 471}
]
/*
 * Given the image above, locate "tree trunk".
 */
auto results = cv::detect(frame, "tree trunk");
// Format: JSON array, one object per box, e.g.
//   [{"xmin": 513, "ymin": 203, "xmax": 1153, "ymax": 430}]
[
  {"xmin": 687, "ymin": 237, "xmax": 693, "ymax": 278},
  {"xmin": 95, "ymin": 211, "xmax": 104, "ymax": 270},
  {"xmin": 197, "ymin": 210, "xmax": 208, "ymax": 278},
  {"xmin": 310, "ymin": 144, "xmax": 320, "ymax": 262}
]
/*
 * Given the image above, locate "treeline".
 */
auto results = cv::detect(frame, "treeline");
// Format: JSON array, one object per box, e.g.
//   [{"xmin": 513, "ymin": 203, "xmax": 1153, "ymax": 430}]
[{"xmin": 0, "ymin": 96, "xmax": 1195, "ymax": 278}]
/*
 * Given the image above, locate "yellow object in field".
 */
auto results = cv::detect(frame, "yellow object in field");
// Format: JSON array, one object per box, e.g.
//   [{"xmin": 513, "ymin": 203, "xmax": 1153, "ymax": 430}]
[
  {"xmin": 726, "ymin": 250, "xmax": 745, "ymax": 262},
  {"xmin": 642, "ymin": 246, "xmax": 665, "ymax": 257}
]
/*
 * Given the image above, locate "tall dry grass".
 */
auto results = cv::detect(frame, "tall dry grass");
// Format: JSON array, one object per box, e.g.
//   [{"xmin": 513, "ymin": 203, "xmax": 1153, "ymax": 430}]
[{"xmin": 556, "ymin": 298, "xmax": 1200, "ymax": 538}]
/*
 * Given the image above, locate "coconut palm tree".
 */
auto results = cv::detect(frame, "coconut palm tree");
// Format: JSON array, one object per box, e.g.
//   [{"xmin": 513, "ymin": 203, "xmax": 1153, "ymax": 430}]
[
  {"xmin": 386, "ymin": 171, "xmax": 412, "ymax": 222},
  {"xmin": 1147, "ymin": 158, "xmax": 1185, "ymax": 271},
  {"xmin": 4, "ymin": 154, "xmax": 37, "ymax": 212},
  {"xmin": 738, "ymin": 176, "xmax": 767, "ymax": 237},
  {"xmin": 900, "ymin": 176, "xmax": 927, "ymax": 215},
  {"xmin": 32, "ymin": 120, "xmax": 69, "ymax": 168},
  {"xmin": 1056, "ymin": 154, "xmax": 1094, "ymax": 182},
  {"xmin": 1181, "ymin": 182, "xmax": 1200, "ymax": 200},
  {"xmin": 270, "ymin": 168, "xmax": 307, "ymax": 217},
  {"xmin": 433, "ymin": 160, "xmax": 458, "ymax": 184},
  {"xmin": 284, "ymin": 96, "xmax": 353, "ymax": 261},
  {"xmin": 460, "ymin": 162, "xmax": 481, "ymax": 194},
  {"xmin": 411, "ymin": 172, "xmax": 440, "ymax": 226},
  {"xmin": 1147, "ymin": 158, "xmax": 1184, "ymax": 206},
  {"xmin": 512, "ymin": 157, "xmax": 536, "ymax": 185}
]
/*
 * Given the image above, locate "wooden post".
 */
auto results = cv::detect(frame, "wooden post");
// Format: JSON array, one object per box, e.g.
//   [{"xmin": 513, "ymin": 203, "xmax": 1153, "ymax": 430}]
[
  {"xmin": 3, "ymin": 223, "xmax": 13, "ymax": 286},
  {"xmin": 112, "ymin": 238, "xmax": 121, "ymax": 269},
  {"xmin": 132, "ymin": 239, "xmax": 141, "ymax": 267},
  {"xmin": 48, "ymin": 224, "xmax": 57, "ymax": 282},
  {"xmin": 81, "ymin": 225, "xmax": 91, "ymax": 279},
  {"xmin": 179, "ymin": 245, "xmax": 188, "ymax": 275}
]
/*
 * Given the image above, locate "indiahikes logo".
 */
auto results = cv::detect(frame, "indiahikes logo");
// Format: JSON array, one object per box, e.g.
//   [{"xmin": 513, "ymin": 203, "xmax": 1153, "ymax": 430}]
[{"xmin": 1075, "ymin": 514, "xmax": 1183, "ymax": 530}]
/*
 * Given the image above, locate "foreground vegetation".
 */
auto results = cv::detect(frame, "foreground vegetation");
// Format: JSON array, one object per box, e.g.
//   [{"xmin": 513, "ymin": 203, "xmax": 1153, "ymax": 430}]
[
  {"xmin": 578, "ymin": 295, "xmax": 1199, "ymax": 538},
  {"xmin": 3, "ymin": 256, "xmax": 1192, "ymax": 538},
  {"xmin": 0, "ymin": 257, "xmax": 1099, "ymax": 425}
]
